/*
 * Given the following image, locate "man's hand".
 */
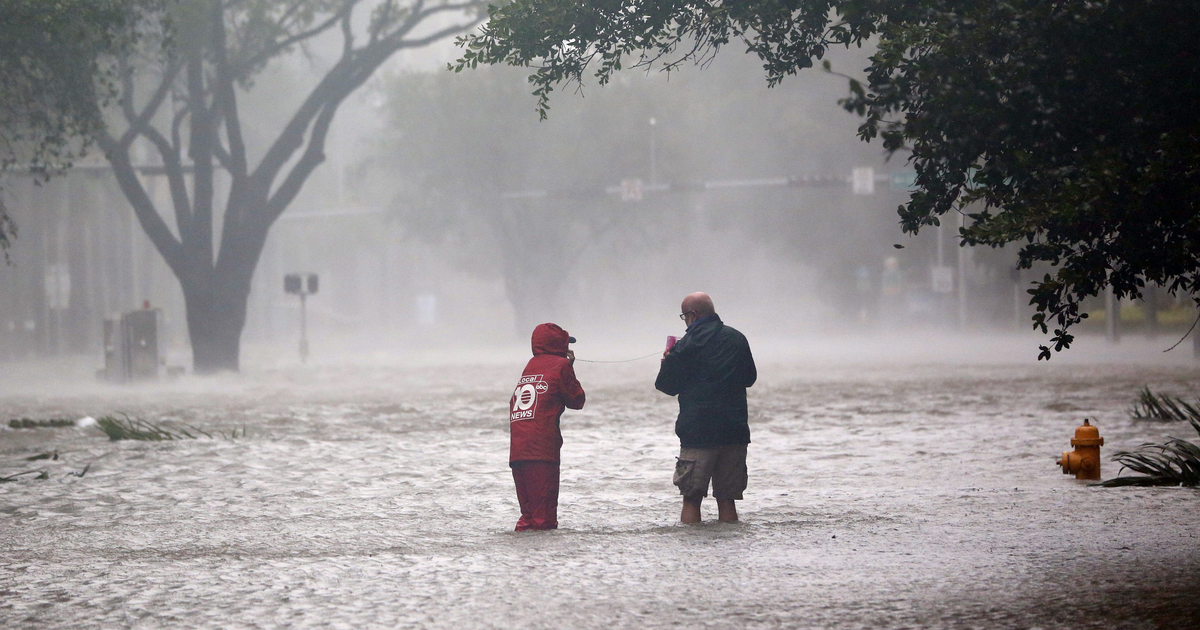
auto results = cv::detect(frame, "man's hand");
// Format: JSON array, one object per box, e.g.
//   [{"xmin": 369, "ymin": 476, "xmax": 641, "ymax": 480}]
[{"xmin": 566, "ymin": 349, "xmax": 575, "ymax": 365}]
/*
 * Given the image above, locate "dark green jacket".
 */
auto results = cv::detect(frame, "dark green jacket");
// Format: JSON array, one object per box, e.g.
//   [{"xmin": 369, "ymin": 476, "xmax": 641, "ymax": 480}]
[{"xmin": 655, "ymin": 315, "xmax": 756, "ymax": 448}]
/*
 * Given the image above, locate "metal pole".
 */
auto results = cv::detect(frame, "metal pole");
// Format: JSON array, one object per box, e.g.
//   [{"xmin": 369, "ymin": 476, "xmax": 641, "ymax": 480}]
[
  {"xmin": 937, "ymin": 221, "xmax": 945, "ymax": 267},
  {"xmin": 957, "ymin": 213, "xmax": 967, "ymax": 330},
  {"xmin": 38, "ymin": 184, "xmax": 51, "ymax": 355},
  {"xmin": 1014, "ymin": 273, "xmax": 1022, "ymax": 330},
  {"xmin": 1105, "ymin": 284, "xmax": 1119, "ymax": 343},
  {"xmin": 1193, "ymin": 301, "xmax": 1200, "ymax": 359},
  {"xmin": 299, "ymin": 292, "xmax": 309, "ymax": 363},
  {"xmin": 648, "ymin": 117, "xmax": 657, "ymax": 185}
]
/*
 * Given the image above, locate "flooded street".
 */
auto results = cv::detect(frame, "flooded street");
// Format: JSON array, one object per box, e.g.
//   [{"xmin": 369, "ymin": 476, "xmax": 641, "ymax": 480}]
[{"xmin": 3, "ymin": 337, "xmax": 1200, "ymax": 629}]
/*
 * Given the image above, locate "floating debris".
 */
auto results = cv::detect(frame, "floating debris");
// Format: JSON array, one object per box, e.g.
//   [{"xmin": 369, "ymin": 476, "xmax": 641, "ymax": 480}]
[
  {"xmin": 0, "ymin": 470, "xmax": 49, "ymax": 483},
  {"xmin": 8, "ymin": 418, "xmax": 76, "ymax": 429},
  {"xmin": 1099, "ymin": 417, "xmax": 1200, "ymax": 487},
  {"xmin": 24, "ymin": 450, "xmax": 58, "ymax": 461},
  {"xmin": 1130, "ymin": 387, "xmax": 1200, "ymax": 422}
]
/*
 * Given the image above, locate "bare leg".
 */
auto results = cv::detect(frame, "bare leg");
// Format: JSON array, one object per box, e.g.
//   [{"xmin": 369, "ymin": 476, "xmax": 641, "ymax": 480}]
[
  {"xmin": 681, "ymin": 498, "xmax": 702, "ymax": 524},
  {"xmin": 717, "ymin": 499, "xmax": 738, "ymax": 523}
]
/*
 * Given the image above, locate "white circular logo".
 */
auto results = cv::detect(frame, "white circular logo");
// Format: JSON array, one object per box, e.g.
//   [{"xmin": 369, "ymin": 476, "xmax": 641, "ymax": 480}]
[{"xmin": 513, "ymin": 383, "xmax": 538, "ymax": 412}]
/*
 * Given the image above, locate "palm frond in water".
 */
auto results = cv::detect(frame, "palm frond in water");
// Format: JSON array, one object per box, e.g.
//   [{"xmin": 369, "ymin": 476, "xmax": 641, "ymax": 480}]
[
  {"xmin": 1099, "ymin": 417, "xmax": 1200, "ymax": 487},
  {"xmin": 1131, "ymin": 386, "xmax": 1200, "ymax": 422},
  {"xmin": 96, "ymin": 413, "xmax": 191, "ymax": 441},
  {"xmin": 95, "ymin": 413, "xmax": 240, "ymax": 441}
]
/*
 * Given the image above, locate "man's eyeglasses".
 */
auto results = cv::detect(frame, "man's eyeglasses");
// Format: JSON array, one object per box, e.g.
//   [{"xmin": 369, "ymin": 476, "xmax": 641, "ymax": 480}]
[{"xmin": 679, "ymin": 310, "xmax": 696, "ymax": 321}]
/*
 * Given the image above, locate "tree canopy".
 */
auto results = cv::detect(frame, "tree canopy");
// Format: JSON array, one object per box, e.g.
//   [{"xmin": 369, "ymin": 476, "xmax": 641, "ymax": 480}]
[
  {"xmin": 457, "ymin": 0, "xmax": 1200, "ymax": 358},
  {"xmin": 0, "ymin": 0, "xmax": 142, "ymax": 252}
]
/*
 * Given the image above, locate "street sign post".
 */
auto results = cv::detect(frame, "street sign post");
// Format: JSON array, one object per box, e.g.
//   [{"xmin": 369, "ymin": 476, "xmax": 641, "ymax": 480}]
[{"xmin": 285, "ymin": 273, "xmax": 319, "ymax": 362}]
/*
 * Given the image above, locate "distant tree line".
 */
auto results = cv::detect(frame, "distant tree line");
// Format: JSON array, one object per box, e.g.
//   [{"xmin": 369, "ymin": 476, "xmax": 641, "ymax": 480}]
[{"xmin": 456, "ymin": 0, "xmax": 1200, "ymax": 358}]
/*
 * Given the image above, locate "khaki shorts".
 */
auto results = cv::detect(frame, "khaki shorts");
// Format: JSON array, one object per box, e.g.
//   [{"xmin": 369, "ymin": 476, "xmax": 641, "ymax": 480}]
[{"xmin": 673, "ymin": 444, "xmax": 748, "ymax": 502}]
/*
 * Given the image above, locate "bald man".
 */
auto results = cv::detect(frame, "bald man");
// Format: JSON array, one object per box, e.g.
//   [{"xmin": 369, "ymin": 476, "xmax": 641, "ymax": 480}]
[{"xmin": 655, "ymin": 292, "xmax": 757, "ymax": 523}]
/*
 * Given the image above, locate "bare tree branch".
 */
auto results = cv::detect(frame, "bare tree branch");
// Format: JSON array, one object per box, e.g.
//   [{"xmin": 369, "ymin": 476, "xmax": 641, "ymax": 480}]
[
  {"xmin": 170, "ymin": 102, "xmax": 189, "ymax": 156},
  {"xmin": 98, "ymin": 132, "xmax": 186, "ymax": 274},
  {"xmin": 249, "ymin": 3, "xmax": 480, "ymax": 198},
  {"xmin": 258, "ymin": 93, "xmax": 343, "ymax": 229},
  {"xmin": 117, "ymin": 58, "xmax": 183, "ymax": 149},
  {"xmin": 393, "ymin": 17, "xmax": 480, "ymax": 51},
  {"xmin": 211, "ymin": 132, "xmax": 234, "ymax": 172},
  {"xmin": 211, "ymin": 0, "xmax": 250, "ymax": 233},
  {"xmin": 138, "ymin": 122, "xmax": 193, "ymax": 242},
  {"xmin": 187, "ymin": 51, "xmax": 215, "ymax": 270},
  {"xmin": 275, "ymin": 0, "xmax": 311, "ymax": 33},
  {"xmin": 114, "ymin": 57, "xmax": 192, "ymax": 240},
  {"xmin": 341, "ymin": 9, "xmax": 354, "ymax": 55},
  {"xmin": 232, "ymin": 0, "xmax": 359, "ymax": 77}
]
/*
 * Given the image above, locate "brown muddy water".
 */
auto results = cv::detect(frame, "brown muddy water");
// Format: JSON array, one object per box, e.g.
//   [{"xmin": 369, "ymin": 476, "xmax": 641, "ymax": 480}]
[{"xmin": 2, "ymin": 337, "xmax": 1199, "ymax": 629}]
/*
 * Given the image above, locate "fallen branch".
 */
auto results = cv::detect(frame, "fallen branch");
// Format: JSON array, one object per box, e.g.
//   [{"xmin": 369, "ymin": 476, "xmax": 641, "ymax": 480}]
[{"xmin": 0, "ymin": 470, "xmax": 49, "ymax": 482}]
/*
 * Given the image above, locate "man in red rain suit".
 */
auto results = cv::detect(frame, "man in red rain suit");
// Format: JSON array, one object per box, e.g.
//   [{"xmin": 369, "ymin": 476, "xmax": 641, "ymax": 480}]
[{"xmin": 508, "ymin": 323, "xmax": 586, "ymax": 531}]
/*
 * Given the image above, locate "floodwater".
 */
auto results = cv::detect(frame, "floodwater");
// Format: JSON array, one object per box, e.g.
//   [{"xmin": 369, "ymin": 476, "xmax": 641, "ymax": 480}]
[{"xmin": 3, "ymin": 336, "xmax": 1200, "ymax": 629}]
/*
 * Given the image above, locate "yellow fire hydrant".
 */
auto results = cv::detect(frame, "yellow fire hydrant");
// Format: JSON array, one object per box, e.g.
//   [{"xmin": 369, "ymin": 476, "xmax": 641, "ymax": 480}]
[{"xmin": 1057, "ymin": 419, "xmax": 1104, "ymax": 480}]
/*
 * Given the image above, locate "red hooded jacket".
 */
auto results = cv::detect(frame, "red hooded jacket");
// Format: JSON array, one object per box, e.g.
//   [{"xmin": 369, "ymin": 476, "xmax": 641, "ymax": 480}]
[{"xmin": 509, "ymin": 323, "xmax": 586, "ymax": 464}]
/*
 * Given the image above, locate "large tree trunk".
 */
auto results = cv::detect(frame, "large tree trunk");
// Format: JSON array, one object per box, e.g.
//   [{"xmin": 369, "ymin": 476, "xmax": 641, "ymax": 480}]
[
  {"xmin": 493, "ymin": 202, "xmax": 582, "ymax": 334},
  {"xmin": 505, "ymin": 270, "xmax": 567, "ymax": 334},
  {"xmin": 182, "ymin": 269, "xmax": 252, "ymax": 373},
  {"xmin": 185, "ymin": 289, "xmax": 244, "ymax": 372}
]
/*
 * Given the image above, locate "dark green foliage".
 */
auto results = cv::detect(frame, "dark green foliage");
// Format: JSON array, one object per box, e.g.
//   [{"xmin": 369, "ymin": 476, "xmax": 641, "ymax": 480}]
[
  {"xmin": 847, "ymin": 1, "xmax": 1200, "ymax": 360},
  {"xmin": 94, "ymin": 413, "xmax": 244, "ymax": 441},
  {"xmin": 1131, "ymin": 387, "xmax": 1200, "ymax": 423},
  {"xmin": 454, "ymin": 0, "xmax": 865, "ymax": 120},
  {"xmin": 96, "ymin": 413, "xmax": 207, "ymax": 441},
  {"xmin": 0, "ymin": 0, "xmax": 143, "ymax": 253},
  {"xmin": 0, "ymin": 0, "xmax": 135, "ymax": 168},
  {"xmin": 1099, "ymin": 417, "xmax": 1200, "ymax": 487},
  {"xmin": 458, "ymin": 0, "xmax": 1200, "ymax": 358},
  {"xmin": 218, "ymin": 425, "xmax": 247, "ymax": 440}
]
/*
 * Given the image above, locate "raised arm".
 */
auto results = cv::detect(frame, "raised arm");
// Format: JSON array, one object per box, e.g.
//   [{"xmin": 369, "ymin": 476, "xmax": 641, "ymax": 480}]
[
  {"xmin": 560, "ymin": 362, "xmax": 586, "ymax": 410},
  {"xmin": 655, "ymin": 349, "xmax": 690, "ymax": 396}
]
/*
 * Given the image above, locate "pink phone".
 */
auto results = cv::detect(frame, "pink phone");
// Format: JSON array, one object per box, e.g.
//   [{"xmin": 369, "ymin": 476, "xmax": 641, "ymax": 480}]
[{"xmin": 666, "ymin": 335, "xmax": 679, "ymax": 352}]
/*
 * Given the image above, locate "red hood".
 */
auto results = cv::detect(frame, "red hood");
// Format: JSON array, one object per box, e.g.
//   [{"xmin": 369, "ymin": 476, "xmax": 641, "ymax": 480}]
[{"xmin": 531, "ymin": 323, "xmax": 570, "ymax": 357}]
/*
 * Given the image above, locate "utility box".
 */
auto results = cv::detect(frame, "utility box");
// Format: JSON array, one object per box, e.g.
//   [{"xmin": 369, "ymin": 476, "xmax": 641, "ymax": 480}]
[
  {"xmin": 124, "ymin": 309, "xmax": 161, "ymax": 380},
  {"xmin": 101, "ymin": 308, "xmax": 164, "ymax": 382}
]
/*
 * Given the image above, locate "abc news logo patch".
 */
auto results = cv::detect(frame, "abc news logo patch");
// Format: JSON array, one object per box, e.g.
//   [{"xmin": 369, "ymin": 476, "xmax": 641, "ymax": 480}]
[{"xmin": 511, "ymin": 375, "xmax": 548, "ymax": 421}]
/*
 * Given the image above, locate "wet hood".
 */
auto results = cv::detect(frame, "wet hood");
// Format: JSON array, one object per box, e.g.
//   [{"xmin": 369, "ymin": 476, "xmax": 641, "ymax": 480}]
[{"xmin": 531, "ymin": 322, "xmax": 570, "ymax": 357}]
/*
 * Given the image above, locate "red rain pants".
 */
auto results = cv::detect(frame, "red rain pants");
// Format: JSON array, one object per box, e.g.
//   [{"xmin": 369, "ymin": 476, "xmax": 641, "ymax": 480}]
[{"xmin": 511, "ymin": 461, "xmax": 560, "ymax": 531}]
